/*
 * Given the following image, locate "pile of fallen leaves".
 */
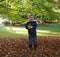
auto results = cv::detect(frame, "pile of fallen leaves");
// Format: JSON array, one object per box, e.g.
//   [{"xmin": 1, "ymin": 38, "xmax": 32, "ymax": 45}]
[{"xmin": 0, "ymin": 36, "xmax": 60, "ymax": 57}]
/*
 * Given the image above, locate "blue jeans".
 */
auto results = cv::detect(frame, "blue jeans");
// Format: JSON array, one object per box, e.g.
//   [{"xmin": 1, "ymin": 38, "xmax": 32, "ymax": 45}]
[{"xmin": 29, "ymin": 34, "xmax": 37, "ymax": 49}]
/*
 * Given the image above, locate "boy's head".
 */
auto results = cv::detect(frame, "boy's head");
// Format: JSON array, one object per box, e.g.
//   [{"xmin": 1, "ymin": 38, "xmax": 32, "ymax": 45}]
[{"xmin": 28, "ymin": 15, "xmax": 34, "ymax": 22}]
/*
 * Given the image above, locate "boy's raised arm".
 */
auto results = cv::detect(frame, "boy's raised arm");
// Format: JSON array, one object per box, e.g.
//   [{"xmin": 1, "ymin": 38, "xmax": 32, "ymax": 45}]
[{"xmin": 25, "ymin": 22, "xmax": 28, "ymax": 29}]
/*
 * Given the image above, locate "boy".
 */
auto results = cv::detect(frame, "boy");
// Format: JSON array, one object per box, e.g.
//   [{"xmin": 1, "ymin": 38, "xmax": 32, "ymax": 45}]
[{"xmin": 25, "ymin": 15, "xmax": 37, "ymax": 51}]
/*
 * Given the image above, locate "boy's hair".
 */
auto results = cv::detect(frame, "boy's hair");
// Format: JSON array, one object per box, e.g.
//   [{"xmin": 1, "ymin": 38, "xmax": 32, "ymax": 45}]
[{"xmin": 29, "ymin": 14, "xmax": 34, "ymax": 18}]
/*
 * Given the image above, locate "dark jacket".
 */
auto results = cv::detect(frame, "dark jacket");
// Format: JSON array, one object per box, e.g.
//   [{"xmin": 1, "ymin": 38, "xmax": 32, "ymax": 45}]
[{"xmin": 25, "ymin": 21, "xmax": 37, "ymax": 35}]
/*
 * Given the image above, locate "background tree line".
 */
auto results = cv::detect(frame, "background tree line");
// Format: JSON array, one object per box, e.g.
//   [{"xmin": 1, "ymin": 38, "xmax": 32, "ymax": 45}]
[{"xmin": 0, "ymin": 0, "xmax": 60, "ymax": 25}]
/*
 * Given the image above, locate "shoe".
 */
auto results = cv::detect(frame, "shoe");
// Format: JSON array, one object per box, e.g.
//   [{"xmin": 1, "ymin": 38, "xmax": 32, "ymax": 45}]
[
  {"xmin": 29, "ymin": 48, "xmax": 32, "ymax": 53},
  {"xmin": 35, "ymin": 48, "xmax": 38, "ymax": 54}
]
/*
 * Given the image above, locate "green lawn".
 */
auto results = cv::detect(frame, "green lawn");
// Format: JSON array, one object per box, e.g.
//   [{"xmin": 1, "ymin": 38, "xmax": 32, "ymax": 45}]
[
  {"xmin": 37, "ymin": 24, "xmax": 60, "ymax": 37},
  {"xmin": 0, "ymin": 24, "xmax": 60, "ymax": 38}
]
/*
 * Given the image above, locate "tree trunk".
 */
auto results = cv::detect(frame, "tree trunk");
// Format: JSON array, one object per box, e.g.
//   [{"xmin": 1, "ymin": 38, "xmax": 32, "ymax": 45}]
[{"xmin": 58, "ymin": 0, "xmax": 60, "ymax": 9}]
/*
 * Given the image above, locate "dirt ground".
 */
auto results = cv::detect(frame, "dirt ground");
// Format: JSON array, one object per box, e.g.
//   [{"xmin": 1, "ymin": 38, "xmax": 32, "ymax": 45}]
[{"xmin": 0, "ymin": 36, "xmax": 60, "ymax": 57}]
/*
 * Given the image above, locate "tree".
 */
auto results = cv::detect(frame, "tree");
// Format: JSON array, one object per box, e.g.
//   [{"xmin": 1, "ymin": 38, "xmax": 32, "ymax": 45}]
[{"xmin": 0, "ymin": 0, "xmax": 60, "ymax": 23}]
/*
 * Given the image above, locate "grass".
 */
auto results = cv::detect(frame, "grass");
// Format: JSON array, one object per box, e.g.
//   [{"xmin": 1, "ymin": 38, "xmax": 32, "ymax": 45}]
[
  {"xmin": 37, "ymin": 24, "xmax": 60, "ymax": 36},
  {"xmin": 0, "ymin": 24, "xmax": 60, "ymax": 38},
  {"xmin": 0, "ymin": 27, "xmax": 27, "ymax": 38}
]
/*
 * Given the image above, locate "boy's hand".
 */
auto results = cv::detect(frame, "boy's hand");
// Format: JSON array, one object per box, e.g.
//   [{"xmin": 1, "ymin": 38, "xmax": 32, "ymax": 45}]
[
  {"xmin": 28, "ymin": 25, "xmax": 33, "ymax": 29},
  {"xmin": 30, "ymin": 26, "xmax": 33, "ymax": 28}
]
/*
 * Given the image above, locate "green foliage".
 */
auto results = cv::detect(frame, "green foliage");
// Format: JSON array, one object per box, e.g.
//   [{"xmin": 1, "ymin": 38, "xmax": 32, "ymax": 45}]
[
  {"xmin": 2, "ymin": 20, "xmax": 10, "ymax": 26},
  {"xmin": 0, "ymin": 0, "xmax": 60, "ymax": 23}
]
